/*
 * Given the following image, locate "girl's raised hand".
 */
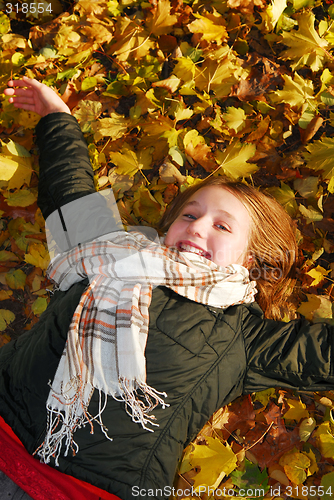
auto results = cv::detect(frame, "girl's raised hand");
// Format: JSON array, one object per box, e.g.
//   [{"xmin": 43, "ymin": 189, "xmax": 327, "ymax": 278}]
[{"xmin": 4, "ymin": 76, "xmax": 71, "ymax": 117}]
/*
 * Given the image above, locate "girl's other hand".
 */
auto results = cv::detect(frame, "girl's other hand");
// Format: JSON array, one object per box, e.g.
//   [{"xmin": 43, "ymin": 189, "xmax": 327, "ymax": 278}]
[{"xmin": 4, "ymin": 76, "xmax": 71, "ymax": 117}]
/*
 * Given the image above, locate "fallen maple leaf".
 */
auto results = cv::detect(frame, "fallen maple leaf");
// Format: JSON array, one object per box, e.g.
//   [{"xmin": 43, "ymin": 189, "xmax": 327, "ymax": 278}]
[
  {"xmin": 190, "ymin": 437, "xmax": 237, "ymax": 489},
  {"xmin": 260, "ymin": 0, "xmax": 287, "ymax": 31},
  {"xmin": 188, "ymin": 10, "xmax": 227, "ymax": 45},
  {"xmin": 306, "ymin": 265, "xmax": 330, "ymax": 287},
  {"xmin": 270, "ymin": 72, "xmax": 315, "ymax": 109},
  {"xmin": 303, "ymin": 136, "xmax": 334, "ymax": 180},
  {"xmin": 283, "ymin": 398, "xmax": 309, "ymax": 421},
  {"xmin": 215, "ymin": 141, "xmax": 257, "ymax": 179},
  {"xmin": 146, "ymin": 0, "xmax": 177, "ymax": 36},
  {"xmin": 281, "ymin": 12, "xmax": 329, "ymax": 72},
  {"xmin": 112, "ymin": 146, "xmax": 152, "ymax": 177},
  {"xmin": 266, "ymin": 182, "xmax": 298, "ymax": 217},
  {"xmin": 222, "ymin": 106, "xmax": 246, "ymax": 133}
]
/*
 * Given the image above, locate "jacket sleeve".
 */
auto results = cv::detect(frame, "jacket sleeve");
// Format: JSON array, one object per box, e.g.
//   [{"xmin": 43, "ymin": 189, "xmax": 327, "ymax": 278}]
[
  {"xmin": 242, "ymin": 305, "xmax": 334, "ymax": 393},
  {"xmin": 35, "ymin": 112, "xmax": 96, "ymax": 220},
  {"xmin": 35, "ymin": 113, "xmax": 123, "ymax": 253}
]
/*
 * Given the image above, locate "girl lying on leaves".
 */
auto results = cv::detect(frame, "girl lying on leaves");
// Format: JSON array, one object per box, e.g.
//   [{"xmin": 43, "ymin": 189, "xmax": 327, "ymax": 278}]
[{"xmin": 1, "ymin": 78, "xmax": 334, "ymax": 500}]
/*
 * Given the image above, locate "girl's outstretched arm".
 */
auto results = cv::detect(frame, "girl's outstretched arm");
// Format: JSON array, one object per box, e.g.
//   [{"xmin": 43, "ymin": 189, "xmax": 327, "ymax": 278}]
[{"xmin": 4, "ymin": 76, "xmax": 71, "ymax": 116}]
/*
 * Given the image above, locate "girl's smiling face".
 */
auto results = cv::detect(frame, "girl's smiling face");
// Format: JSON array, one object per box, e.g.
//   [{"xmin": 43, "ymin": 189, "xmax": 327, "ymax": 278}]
[{"xmin": 164, "ymin": 186, "xmax": 251, "ymax": 268}]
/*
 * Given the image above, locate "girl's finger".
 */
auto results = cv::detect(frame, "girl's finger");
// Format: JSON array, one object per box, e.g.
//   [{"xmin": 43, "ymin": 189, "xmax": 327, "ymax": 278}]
[
  {"xmin": 4, "ymin": 87, "xmax": 34, "ymax": 97},
  {"xmin": 6, "ymin": 79, "xmax": 30, "ymax": 88},
  {"xmin": 9, "ymin": 96, "xmax": 35, "ymax": 104},
  {"xmin": 11, "ymin": 103, "xmax": 36, "ymax": 111},
  {"xmin": 20, "ymin": 77, "xmax": 42, "ymax": 89}
]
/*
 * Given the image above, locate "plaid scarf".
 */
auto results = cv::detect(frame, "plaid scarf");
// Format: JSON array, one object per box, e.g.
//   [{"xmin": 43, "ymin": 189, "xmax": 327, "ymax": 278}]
[{"xmin": 36, "ymin": 230, "xmax": 256, "ymax": 465}]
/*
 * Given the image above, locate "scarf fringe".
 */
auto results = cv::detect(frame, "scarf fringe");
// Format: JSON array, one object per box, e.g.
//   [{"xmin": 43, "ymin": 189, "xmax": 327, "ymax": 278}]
[
  {"xmin": 35, "ymin": 377, "xmax": 169, "ymax": 465},
  {"xmin": 116, "ymin": 378, "xmax": 169, "ymax": 431}
]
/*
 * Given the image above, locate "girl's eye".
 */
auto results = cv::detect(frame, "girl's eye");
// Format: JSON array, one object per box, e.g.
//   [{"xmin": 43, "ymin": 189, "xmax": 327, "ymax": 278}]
[
  {"xmin": 183, "ymin": 213, "xmax": 196, "ymax": 220},
  {"xmin": 215, "ymin": 224, "xmax": 229, "ymax": 231}
]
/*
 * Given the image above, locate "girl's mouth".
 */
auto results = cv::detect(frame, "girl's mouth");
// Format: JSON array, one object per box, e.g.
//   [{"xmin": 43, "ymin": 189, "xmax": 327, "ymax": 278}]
[{"xmin": 177, "ymin": 241, "xmax": 211, "ymax": 259}]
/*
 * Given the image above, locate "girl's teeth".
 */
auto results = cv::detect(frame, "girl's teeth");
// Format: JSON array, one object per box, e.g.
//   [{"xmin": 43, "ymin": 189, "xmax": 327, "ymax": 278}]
[{"xmin": 180, "ymin": 244, "xmax": 206, "ymax": 256}]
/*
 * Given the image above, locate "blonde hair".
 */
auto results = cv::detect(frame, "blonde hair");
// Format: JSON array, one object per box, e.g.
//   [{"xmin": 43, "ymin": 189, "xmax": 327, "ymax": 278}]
[{"xmin": 157, "ymin": 177, "xmax": 298, "ymax": 320}]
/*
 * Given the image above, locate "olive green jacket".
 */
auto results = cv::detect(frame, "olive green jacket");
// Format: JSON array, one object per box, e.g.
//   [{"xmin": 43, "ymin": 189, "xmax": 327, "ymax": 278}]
[{"xmin": 1, "ymin": 114, "xmax": 334, "ymax": 500}]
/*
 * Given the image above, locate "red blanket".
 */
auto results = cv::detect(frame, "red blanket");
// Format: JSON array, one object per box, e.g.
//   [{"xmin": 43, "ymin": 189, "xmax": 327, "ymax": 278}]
[{"xmin": 0, "ymin": 416, "xmax": 121, "ymax": 500}]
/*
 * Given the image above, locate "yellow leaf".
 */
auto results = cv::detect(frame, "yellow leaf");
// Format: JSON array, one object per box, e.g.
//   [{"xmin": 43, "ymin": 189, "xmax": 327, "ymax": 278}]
[
  {"xmin": 73, "ymin": 101, "xmax": 102, "ymax": 134},
  {"xmin": 304, "ymin": 136, "xmax": 334, "ymax": 180},
  {"xmin": 183, "ymin": 130, "xmax": 205, "ymax": 150},
  {"xmin": 270, "ymin": 73, "xmax": 314, "ymax": 109},
  {"xmin": 313, "ymin": 295, "xmax": 333, "ymax": 322},
  {"xmin": 328, "ymin": 176, "xmax": 334, "ymax": 193},
  {"xmin": 281, "ymin": 12, "xmax": 329, "ymax": 71},
  {"xmin": 152, "ymin": 75, "xmax": 180, "ymax": 93},
  {"xmin": 190, "ymin": 437, "xmax": 237, "ymax": 489},
  {"xmin": 112, "ymin": 146, "xmax": 152, "ymax": 176},
  {"xmin": 4, "ymin": 139, "xmax": 31, "ymax": 158},
  {"xmin": 315, "ymin": 422, "xmax": 334, "ymax": 458},
  {"xmin": 140, "ymin": 116, "xmax": 173, "ymax": 160},
  {"xmin": 321, "ymin": 471, "xmax": 334, "ymax": 500},
  {"xmin": 0, "ymin": 155, "xmax": 30, "ymax": 185},
  {"xmin": 222, "ymin": 107, "xmax": 246, "ymax": 133},
  {"xmin": 296, "ymin": 294, "xmax": 321, "ymax": 320},
  {"xmin": 0, "ymin": 309, "xmax": 15, "ymax": 332},
  {"xmin": 215, "ymin": 141, "xmax": 257, "ymax": 179},
  {"xmin": 173, "ymin": 57, "xmax": 196, "ymax": 82},
  {"xmin": 25, "ymin": 243, "xmax": 50, "ymax": 270},
  {"xmin": 111, "ymin": 19, "xmax": 155, "ymax": 62},
  {"xmin": 195, "ymin": 58, "xmax": 239, "ymax": 98},
  {"xmin": 92, "ymin": 114, "xmax": 131, "ymax": 142},
  {"xmin": 306, "ymin": 265, "xmax": 330, "ymax": 286},
  {"xmin": 253, "ymin": 388, "xmax": 276, "ymax": 407},
  {"xmin": 160, "ymin": 128, "xmax": 182, "ymax": 148},
  {"xmin": 3, "ymin": 189, "xmax": 37, "ymax": 207},
  {"xmin": 299, "ymin": 417, "xmax": 316, "ymax": 442},
  {"xmin": 31, "ymin": 274, "xmax": 44, "ymax": 293},
  {"xmin": 188, "ymin": 10, "xmax": 227, "ymax": 45},
  {"xmin": 31, "ymin": 297, "xmax": 48, "ymax": 316},
  {"xmin": 0, "ymin": 13, "xmax": 10, "ymax": 35},
  {"xmin": 305, "ymin": 248, "xmax": 324, "ymax": 267},
  {"xmin": 279, "ymin": 449, "xmax": 310, "ymax": 485},
  {"xmin": 5, "ymin": 269, "xmax": 26, "ymax": 290},
  {"xmin": 174, "ymin": 105, "xmax": 193, "ymax": 123},
  {"xmin": 11, "ymin": 52, "xmax": 25, "ymax": 66},
  {"xmin": 0, "ymin": 141, "xmax": 32, "ymax": 189},
  {"xmin": 17, "ymin": 110, "xmax": 41, "ymax": 129},
  {"xmin": 1, "ymin": 33, "xmax": 27, "ymax": 49},
  {"xmin": 303, "ymin": 447, "xmax": 318, "ymax": 475},
  {"xmin": 81, "ymin": 77, "xmax": 97, "ymax": 92},
  {"xmin": 0, "ymin": 290, "xmax": 13, "ymax": 300},
  {"xmin": 266, "ymin": 182, "xmax": 298, "ymax": 217},
  {"xmin": 283, "ymin": 398, "xmax": 309, "ymax": 421},
  {"xmin": 299, "ymin": 204, "xmax": 323, "ymax": 224},
  {"xmin": 146, "ymin": 0, "xmax": 177, "ymax": 36},
  {"xmin": 260, "ymin": 0, "xmax": 287, "ymax": 30},
  {"xmin": 133, "ymin": 185, "xmax": 163, "ymax": 225},
  {"xmin": 294, "ymin": 176, "xmax": 318, "ymax": 198}
]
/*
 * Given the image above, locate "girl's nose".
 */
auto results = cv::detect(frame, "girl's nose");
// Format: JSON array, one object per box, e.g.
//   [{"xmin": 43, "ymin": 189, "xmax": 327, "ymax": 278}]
[{"xmin": 187, "ymin": 217, "xmax": 206, "ymax": 237}]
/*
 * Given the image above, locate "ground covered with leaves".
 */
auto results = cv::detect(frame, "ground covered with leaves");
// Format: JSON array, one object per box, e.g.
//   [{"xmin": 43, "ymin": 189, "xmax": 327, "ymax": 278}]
[{"xmin": 1, "ymin": 0, "xmax": 334, "ymax": 498}]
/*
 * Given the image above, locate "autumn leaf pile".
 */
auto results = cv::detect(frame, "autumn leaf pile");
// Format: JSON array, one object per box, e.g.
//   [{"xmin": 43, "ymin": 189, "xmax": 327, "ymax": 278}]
[{"xmin": 1, "ymin": 0, "xmax": 334, "ymax": 497}]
